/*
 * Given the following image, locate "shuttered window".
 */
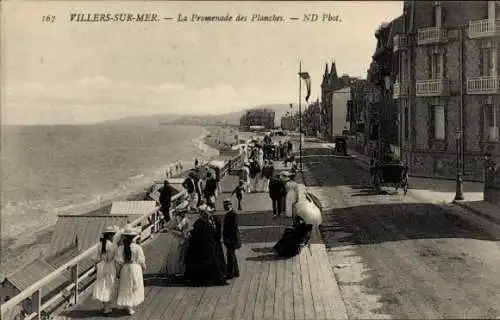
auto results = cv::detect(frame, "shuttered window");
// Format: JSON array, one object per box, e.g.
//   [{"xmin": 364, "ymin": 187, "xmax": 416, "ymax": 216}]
[
  {"xmin": 485, "ymin": 104, "xmax": 499, "ymax": 141},
  {"xmin": 429, "ymin": 53, "xmax": 442, "ymax": 79},
  {"xmin": 480, "ymin": 47, "xmax": 494, "ymax": 77},
  {"xmin": 433, "ymin": 105, "xmax": 445, "ymax": 140}
]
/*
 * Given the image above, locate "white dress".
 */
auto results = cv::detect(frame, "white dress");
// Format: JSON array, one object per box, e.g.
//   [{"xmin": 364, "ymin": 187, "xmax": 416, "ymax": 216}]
[
  {"xmin": 92, "ymin": 241, "xmax": 117, "ymax": 302},
  {"xmin": 116, "ymin": 243, "xmax": 146, "ymax": 308}
]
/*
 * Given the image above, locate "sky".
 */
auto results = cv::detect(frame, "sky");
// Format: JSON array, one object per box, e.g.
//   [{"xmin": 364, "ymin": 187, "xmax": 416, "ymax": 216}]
[{"xmin": 1, "ymin": 1, "xmax": 403, "ymax": 125}]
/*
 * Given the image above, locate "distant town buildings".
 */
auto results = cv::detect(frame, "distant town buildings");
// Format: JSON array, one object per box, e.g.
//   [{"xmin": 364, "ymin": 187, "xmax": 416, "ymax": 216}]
[{"xmin": 239, "ymin": 108, "xmax": 276, "ymax": 130}]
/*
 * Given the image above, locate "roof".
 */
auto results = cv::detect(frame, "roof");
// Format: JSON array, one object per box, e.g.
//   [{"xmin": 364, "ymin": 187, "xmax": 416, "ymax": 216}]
[
  {"xmin": 110, "ymin": 201, "xmax": 157, "ymax": 215},
  {"xmin": 49, "ymin": 215, "xmax": 131, "ymax": 256},
  {"xmin": 5, "ymin": 259, "xmax": 70, "ymax": 300},
  {"xmin": 387, "ymin": 15, "xmax": 405, "ymax": 48}
]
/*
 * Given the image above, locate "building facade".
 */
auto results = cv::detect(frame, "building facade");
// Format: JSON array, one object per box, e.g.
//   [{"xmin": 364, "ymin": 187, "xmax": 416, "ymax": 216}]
[
  {"xmin": 321, "ymin": 62, "xmax": 356, "ymax": 140},
  {"xmin": 302, "ymin": 99, "xmax": 322, "ymax": 136},
  {"xmin": 391, "ymin": 1, "xmax": 500, "ymax": 182},
  {"xmin": 239, "ymin": 108, "xmax": 276, "ymax": 130}
]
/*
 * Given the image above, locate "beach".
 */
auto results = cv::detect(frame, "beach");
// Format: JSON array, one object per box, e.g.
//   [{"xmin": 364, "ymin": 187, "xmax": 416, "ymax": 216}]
[{"xmin": 0, "ymin": 124, "xmax": 251, "ymax": 281}]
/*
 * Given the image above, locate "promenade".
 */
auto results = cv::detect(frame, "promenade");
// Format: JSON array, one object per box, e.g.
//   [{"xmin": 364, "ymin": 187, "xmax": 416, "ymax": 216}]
[{"xmin": 56, "ymin": 163, "xmax": 348, "ymax": 320}]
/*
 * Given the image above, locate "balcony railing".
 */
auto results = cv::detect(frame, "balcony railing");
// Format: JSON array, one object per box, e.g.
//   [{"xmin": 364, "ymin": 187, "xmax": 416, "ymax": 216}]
[
  {"xmin": 393, "ymin": 34, "xmax": 408, "ymax": 52},
  {"xmin": 417, "ymin": 27, "xmax": 447, "ymax": 45},
  {"xmin": 0, "ymin": 157, "xmax": 242, "ymax": 320},
  {"xmin": 468, "ymin": 19, "xmax": 500, "ymax": 39},
  {"xmin": 467, "ymin": 76, "xmax": 500, "ymax": 94},
  {"xmin": 416, "ymin": 79, "xmax": 448, "ymax": 97}
]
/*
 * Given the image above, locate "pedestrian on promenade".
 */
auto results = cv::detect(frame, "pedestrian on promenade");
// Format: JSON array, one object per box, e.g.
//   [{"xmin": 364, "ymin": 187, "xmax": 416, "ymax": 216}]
[
  {"xmin": 240, "ymin": 162, "xmax": 251, "ymax": 193},
  {"xmin": 223, "ymin": 199, "xmax": 241, "ymax": 279},
  {"xmin": 183, "ymin": 172, "xmax": 198, "ymax": 211},
  {"xmin": 203, "ymin": 171, "xmax": 218, "ymax": 210},
  {"xmin": 92, "ymin": 226, "xmax": 119, "ymax": 315},
  {"xmin": 194, "ymin": 158, "xmax": 199, "ymax": 168},
  {"xmin": 261, "ymin": 160, "xmax": 274, "ymax": 192},
  {"xmin": 269, "ymin": 174, "xmax": 286, "ymax": 219},
  {"xmin": 159, "ymin": 180, "xmax": 172, "ymax": 224},
  {"xmin": 231, "ymin": 180, "xmax": 245, "ymax": 210},
  {"xmin": 116, "ymin": 226, "xmax": 146, "ymax": 316},
  {"xmin": 184, "ymin": 205, "xmax": 227, "ymax": 286}
]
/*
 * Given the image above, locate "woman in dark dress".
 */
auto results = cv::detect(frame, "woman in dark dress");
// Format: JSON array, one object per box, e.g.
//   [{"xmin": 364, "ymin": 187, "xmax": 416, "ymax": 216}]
[{"xmin": 184, "ymin": 205, "xmax": 227, "ymax": 286}]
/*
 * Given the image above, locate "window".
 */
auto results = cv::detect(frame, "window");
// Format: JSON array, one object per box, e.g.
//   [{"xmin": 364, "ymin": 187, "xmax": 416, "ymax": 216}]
[
  {"xmin": 480, "ymin": 47, "xmax": 495, "ymax": 77},
  {"xmin": 433, "ymin": 105, "xmax": 445, "ymax": 140},
  {"xmin": 485, "ymin": 104, "xmax": 499, "ymax": 141},
  {"xmin": 432, "ymin": 3, "xmax": 442, "ymax": 27},
  {"xmin": 430, "ymin": 53, "xmax": 442, "ymax": 79}
]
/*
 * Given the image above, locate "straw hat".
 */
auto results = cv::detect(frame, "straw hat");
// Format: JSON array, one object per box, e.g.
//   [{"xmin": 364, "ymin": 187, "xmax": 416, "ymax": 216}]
[
  {"xmin": 223, "ymin": 199, "xmax": 232, "ymax": 206},
  {"xmin": 103, "ymin": 225, "xmax": 119, "ymax": 234},
  {"xmin": 122, "ymin": 225, "xmax": 139, "ymax": 236}
]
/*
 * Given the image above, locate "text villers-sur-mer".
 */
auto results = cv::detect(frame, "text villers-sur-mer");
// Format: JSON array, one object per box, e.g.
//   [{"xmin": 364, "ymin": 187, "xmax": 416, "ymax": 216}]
[{"xmin": 70, "ymin": 13, "xmax": 159, "ymax": 22}]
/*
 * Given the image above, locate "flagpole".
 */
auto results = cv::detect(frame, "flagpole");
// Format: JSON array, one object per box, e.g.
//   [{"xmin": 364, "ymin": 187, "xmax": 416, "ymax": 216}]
[{"xmin": 298, "ymin": 61, "xmax": 303, "ymax": 172}]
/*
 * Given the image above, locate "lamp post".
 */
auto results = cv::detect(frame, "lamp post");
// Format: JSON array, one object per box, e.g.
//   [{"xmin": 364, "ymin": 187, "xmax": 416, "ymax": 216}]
[
  {"xmin": 378, "ymin": 75, "xmax": 392, "ymax": 161},
  {"xmin": 454, "ymin": 129, "xmax": 464, "ymax": 201}
]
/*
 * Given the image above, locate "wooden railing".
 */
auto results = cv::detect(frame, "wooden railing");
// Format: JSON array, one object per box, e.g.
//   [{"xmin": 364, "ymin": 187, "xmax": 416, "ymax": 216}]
[{"xmin": 1, "ymin": 154, "xmax": 241, "ymax": 320}]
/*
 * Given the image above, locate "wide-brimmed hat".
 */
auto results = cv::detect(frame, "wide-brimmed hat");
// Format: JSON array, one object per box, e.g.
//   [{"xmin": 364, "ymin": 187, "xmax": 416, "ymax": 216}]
[
  {"xmin": 280, "ymin": 171, "xmax": 292, "ymax": 177},
  {"xmin": 103, "ymin": 225, "xmax": 119, "ymax": 234},
  {"xmin": 223, "ymin": 199, "xmax": 232, "ymax": 206},
  {"xmin": 198, "ymin": 204, "xmax": 209, "ymax": 212},
  {"xmin": 122, "ymin": 225, "xmax": 139, "ymax": 236}
]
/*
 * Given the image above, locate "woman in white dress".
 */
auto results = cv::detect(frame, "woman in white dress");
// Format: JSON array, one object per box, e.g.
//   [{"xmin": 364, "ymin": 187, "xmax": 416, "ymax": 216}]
[
  {"xmin": 92, "ymin": 225, "xmax": 119, "ymax": 315},
  {"xmin": 162, "ymin": 209, "xmax": 192, "ymax": 277},
  {"xmin": 116, "ymin": 226, "xmax": 146, "ymax": 315}
]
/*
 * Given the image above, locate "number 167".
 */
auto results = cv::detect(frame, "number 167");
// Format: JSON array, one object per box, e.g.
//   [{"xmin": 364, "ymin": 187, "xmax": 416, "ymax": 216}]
[{"xmin": 42, "ymin": 15, "xmax": 55, "ymax": 23}]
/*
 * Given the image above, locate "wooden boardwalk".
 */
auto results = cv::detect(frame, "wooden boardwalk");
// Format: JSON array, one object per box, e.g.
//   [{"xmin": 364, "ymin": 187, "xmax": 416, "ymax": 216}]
[{"xmin": 56, "ymin": 170, "xmax": 347, "ymax": 320}]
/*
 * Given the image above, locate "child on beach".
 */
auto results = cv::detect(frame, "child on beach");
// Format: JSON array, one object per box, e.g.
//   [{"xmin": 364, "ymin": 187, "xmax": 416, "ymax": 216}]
[
  {"xmin": 231, "ymin": 180, "xmax": 245, "ymax": 210},
  {"xmin": 92, "ymin": 225, "xmax": 119, "ymax": 315},
  {"xmin": 116, "ymin": 226, "xmax": 146, "ymax": 316}
]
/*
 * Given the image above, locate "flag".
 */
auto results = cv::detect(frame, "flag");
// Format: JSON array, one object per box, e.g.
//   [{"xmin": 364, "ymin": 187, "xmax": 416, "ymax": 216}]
[{"xmin": 299, "ymin": 72, "xmax": 311, "ymax": 102}]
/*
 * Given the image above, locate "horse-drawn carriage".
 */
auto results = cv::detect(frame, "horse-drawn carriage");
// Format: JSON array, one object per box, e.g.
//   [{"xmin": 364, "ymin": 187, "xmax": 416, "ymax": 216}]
[
  {"xmin": 334, "ymin": 136, "xmax": 347, "ymax": 155},
  {"xmin": 371, "ymin": 161, "xmax": 409, "ymax": 194}
]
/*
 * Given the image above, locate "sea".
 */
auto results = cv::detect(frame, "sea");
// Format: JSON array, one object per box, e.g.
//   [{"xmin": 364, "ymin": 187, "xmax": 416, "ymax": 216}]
[{"xmin": 0, "ymin": 123, "xmax": 218, "ymax": 276}]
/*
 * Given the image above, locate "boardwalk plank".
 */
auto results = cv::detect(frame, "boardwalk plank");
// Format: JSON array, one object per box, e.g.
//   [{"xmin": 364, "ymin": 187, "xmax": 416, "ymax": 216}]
[
  {"xmin": 232, "ymin": 246, "xmax": 257, "ymax": 320},
  {"xmin": 139, "ymin": 286, "xmax": 169, "ymax": 320},
  {"xmin": 283, "ymin": 256, "xmax": 295, "ymax": 320},
  {"xmin": 212, "ymin": 259, "xmax": 243, "ymax": 319},
  {"xmin": 194, "ymin": 285, "xmax": 223, "ymax": 319},
  {"xmin": 300, "ymin": 246, "xmax": 316, "ymax": 319},
  {"xmin": 179, "ymin": 286, "xmax": 207, "ymax": 320},
  {"xmin": 307, "ymin": 246, "xmax": 327, "ymax": 319},
  {"xmin": 273, "ymin": 257, "xmax": 285, "ymax": 319},
  {"xmin": 263, "ymin": 250, "xmax": 277, "ymax": 319},
  {"xmin": 292, "ymin": 253, "xmax": 305, "ymax": 319},
  {"xmin": 241, "ymin": 256, "xmax": 263, "ymax": 319},
  {"xmin": 160, "ymin": 287, "xmax": 189, "ymax": 320}
]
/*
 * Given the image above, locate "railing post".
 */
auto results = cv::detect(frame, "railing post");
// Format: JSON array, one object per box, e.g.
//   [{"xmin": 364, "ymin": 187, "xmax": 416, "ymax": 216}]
[
  {"xmin": 71, "ymin": 264, "xmax": 79, "ymax": 305},
  {"xmin": 31, "ymin": 289, "xmax": 41, "ymax": 320}
]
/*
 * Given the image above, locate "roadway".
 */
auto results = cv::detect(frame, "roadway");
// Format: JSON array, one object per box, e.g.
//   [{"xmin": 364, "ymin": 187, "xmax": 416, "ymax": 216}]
[{"xmin": 301, "ymin": 142, "xmax": 500, "ymax": 319}]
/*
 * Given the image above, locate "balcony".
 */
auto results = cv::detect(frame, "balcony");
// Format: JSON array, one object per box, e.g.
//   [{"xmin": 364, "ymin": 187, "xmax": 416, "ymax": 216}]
[
  {"xmin": 415, "ymin": 79, "xmax": 448, "ymax": 97},
  {"xmin": 468, "ymin": 19, "xmax": 500, "ymax": 39},
  {"xmin": 467, "ymin": 76, "xmax": 500, "ymax": 94},
  {"xmin": 393, "ymin": 35, "xmax": 408, "ymax": 52},
  {"xmin": 417, "ymin": 27, "xmax": 447, "ymax": 45},
  {"xmin": 392, "ymin": 82, "xmax": 408, "ymax": 99}
]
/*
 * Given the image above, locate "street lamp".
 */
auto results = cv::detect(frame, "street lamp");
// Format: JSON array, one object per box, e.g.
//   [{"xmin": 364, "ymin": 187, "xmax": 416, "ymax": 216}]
[
  {"xmin": 378, "ymin": 75, "xmax": 392, "ymax": 161},
  {"xmin": 454, "ymin": 129, "xmax": 464, "ymax": 201}
]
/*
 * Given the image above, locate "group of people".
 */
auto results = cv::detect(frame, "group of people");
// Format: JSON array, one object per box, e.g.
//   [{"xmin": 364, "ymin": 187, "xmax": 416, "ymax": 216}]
[
  {"xmin": 182, "ymin": 167, "xmax": 220, "ymax": 211},
  {"xmin": 161, "ymin": 199, "xmax": 241, "ymax": 286},
  {"xmin": 92, "ymin": 225, "xmax": 146, "ymax": 316}
]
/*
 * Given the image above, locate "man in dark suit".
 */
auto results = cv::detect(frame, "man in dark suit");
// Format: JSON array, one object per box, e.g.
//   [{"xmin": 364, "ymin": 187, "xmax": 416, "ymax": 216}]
[
  {"xmin": 222, "ymin": 199, "xmax": 241, "ymax": 279},
  {"xmin": 269, "ymin": 174, "xmax": 286, "ymax": 219},
  {"xmin": 159, "ymin": 180, "xmax": 172, "ymax": 223}
]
